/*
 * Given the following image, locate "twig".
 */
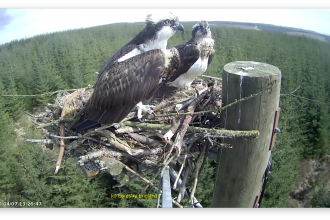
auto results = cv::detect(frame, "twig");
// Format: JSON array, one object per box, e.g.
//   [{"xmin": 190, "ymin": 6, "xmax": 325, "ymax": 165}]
[
  {"xmin": 54, "ymin": 123, "xmax": 65, "ymax": 174},
  {"xmin": 177, "ymin": 159, "xmax": 191, "ymax": 203},
  {"xmin": 127, "ymin": 133, "xmax": 155, "ymax": 146},
  {"xmin": 25, "ymin": 139, "xmax": 54, "ymax": 144},
  {"xmin": 173, "ymin": 154, "xmax": 187, "ymax": 189},
  {"xmin": 24, "ymin": 111, "xmax": 47, "ymax": 119},
  {"xmin": 169, "ymin": 168, "xmax": 203, "ymax": 208},
  {"xmin": 157, "ymin": 85, "xmax": 273, "ymax": 117},
  {"xmin": 198, "ymin": 144, "xmax": 209, "ymax": 179},
  {"xmin": 173, "ymin": 89, "xmax": 208, "ymax": 156},
  {"xmin": 163, "ymin": 116, "xmax": 184, "ymax": 141},
  {"xmin": 189, "ymin": 144, "xmax": 206, "ymax": 205},
  {"xmin": 121, "ymin": 164, "xmax": 189, "ymax": 209},
  {"xmin": 172, "ymin": 199, "xmax": 183, "ymax": 208},
  {"xmin": 157, "ymin": 125, "xmax": 188, "ymax": 208},
  {"xmin": 49, "ymin": 134, "xmax": 81, "ymax": 140},
  {"xmin": 141, "ymin": 168, "xmax": 161, "ymax": 194},
  {"xmin": 55, "ymin": 90, "xmax": 82, "ymax": 174},
  {"xmin": 115, "ymin": 125, "xmax": 144, "ymax": 134},
  {"xmin": 50, "ymin": 133, "xmax": 143, "ymax": 156},
  {"xmin": 120, "ymin": 121, "xmax": 259, "ymax": 138},
  {"xmin": 200, "ymin": 74, "xmax": 222, "ymax": 81},
  {"xmin": 77, "ymin": 149, "xmax": 124, "ymax": 165},
  {"xmin": 35, "ymin": 117, "xmax": 74, "ymax": 129},
  {"xmin": 122, "ymin": 163, "xmax": 158, "ymax": 191},
  {"xmin": 80, "ymin": 88, "xmax": 86, "ymax": 104},
  {"xmin": 125, "ymin": 169, "xmax": 154, "ymax": 186}
]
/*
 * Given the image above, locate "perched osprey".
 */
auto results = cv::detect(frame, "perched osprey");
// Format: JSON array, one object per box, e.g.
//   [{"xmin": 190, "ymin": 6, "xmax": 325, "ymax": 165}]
[
  {"xmin": 169, "ymin": 21, "xmax": 215, "ymax": 89},
  {"xmin": 152, "ymin": 21, "xmax": 215, "ymax": 103},
  {"xmin": 71, "ymin": 12, "xmax": 184, "ymax": 132}
]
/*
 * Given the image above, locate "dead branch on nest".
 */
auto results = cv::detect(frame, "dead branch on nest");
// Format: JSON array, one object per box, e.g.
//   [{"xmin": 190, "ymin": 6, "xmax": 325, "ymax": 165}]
[
  {"xmin": 54, "ymin": 89, "xmax": 84, "ymax": 174},
  {"xmin": 189, "ymin": 144, "xmax": 206, "ymax": 205},
  {"xmin": 26, "ymin": 139, "xmax": 54, "ymax": 144},
  {"xmin": 118, "ymin": 121, "xmax": 259, "ymax": 138}
]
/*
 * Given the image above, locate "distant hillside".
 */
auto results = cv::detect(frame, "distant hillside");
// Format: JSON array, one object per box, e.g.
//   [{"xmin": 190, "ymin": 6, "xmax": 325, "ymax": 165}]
[
  {"xmin": 206, "ymin": 21, "xmax": 330, "ymax": 43},
  {"xmin": 98, "ymin": 21, "xmax": 330, "ymax": 43}
]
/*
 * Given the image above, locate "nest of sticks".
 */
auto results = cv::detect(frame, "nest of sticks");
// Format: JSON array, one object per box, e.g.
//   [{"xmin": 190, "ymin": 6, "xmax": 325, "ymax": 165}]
[{"xmin": 25, "ymin": 75, "xmax": 259, "ymax": 207}]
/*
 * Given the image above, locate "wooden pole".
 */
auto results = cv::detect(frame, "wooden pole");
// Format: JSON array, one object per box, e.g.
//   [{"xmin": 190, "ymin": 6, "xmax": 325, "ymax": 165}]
[{"xmin": 211, "ymin": 61, "xmax": 281, "ymax": 208}]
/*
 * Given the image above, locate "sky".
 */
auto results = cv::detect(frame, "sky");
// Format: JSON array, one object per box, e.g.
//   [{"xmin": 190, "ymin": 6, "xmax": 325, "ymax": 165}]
[{"xmin": 0, "ymin": 1, "xmax": 330, "ymax": 45}]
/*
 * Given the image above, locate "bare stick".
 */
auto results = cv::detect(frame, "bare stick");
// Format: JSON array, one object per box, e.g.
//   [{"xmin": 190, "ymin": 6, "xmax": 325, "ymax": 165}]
[
  {"xmin": 24, "ymin": 111, "xmax": 47, "ymax": 119},
  {"xmin": 169, "ymin": 168, "xmax": 203, "ymax": 208},
  {"xmin": 35, "ymin": 117, "xmax": 74, "ymax": 129},
  {"xmin": 120, "ymin": 122, "xmax": 259, "ymax": 139},
  {"xmin": 141, "ymin": 168, "xmax": 161, "ymax": 194},
  {"xmin": 157, "ymin": 85, "xmax": 274, "ymax": 117},
  {"xmin": 200, "ymin": 74, "xmax": 222, "ymax": 81},
  {"xmin": 122, "ymin": 163, "xmax": 158, "ymax": 191},
  {"xmin": 189, "ymin": 145, "xmax": 206, "ymax": 205},
  {"xmin": 177, "ymin": 160, "xmax": 191, "ymax": 203},
  {"xmin": 25, "ymin": 139, "xmax": 54, "ymax": 144},
  {"xmin": 172, "ymin": 199, "xmax": 183, "ymax": 208},
  {"xmin": 163, "ymin": 116, "xmax": 184, "ymax": 141},
  {"xmin": 50, "ymin": 134, "xmax": 83, "ymax": 140},
  {"xmin": 54, "ymin": 90, "xmax": 82, "ymax": 174},
  {"xmin": 173, "ymin": 154, "xmax": 187, "ymax": 189},
  {"xmin": 54, "ymin": 123, "xmax": 65, "ymax": 174},
  {"xmin": 77, "ymin": 149, "xmax": 125, "ymax": 165},
  {"xmin": 127, "ymin": 133, "xmax": 155, "ymax": 145},
  {"xmin": 158, "ymin": 88, "xmax": 210, "ymax": 190}
]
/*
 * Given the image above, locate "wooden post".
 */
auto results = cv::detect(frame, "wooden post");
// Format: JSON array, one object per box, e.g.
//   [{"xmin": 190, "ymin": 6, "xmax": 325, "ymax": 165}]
[{"xmin": 211, "ymin": 61, "xmax": 281, "ymax": 208}]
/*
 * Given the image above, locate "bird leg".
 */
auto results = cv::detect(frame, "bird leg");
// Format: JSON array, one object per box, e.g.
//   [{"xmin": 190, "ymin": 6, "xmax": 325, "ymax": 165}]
[{"xmin": 136, "ymin": 102, "xmax": 156, "ymax": 122}]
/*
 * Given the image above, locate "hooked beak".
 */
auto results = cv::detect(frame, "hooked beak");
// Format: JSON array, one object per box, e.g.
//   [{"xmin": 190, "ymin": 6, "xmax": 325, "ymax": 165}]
[
  {"xmin": 202, "ymin": 28, "xmax": 208, "ymax": 35},
  {"xmin": 173, "ymin": 23, "xmax": 184, "ymax": 33}
]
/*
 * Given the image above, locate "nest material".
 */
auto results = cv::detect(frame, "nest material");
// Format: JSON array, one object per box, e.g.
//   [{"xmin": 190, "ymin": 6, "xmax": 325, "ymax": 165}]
[{"xmin": 27, "ymin": 76, "xmax": 248, "ymax": 207}]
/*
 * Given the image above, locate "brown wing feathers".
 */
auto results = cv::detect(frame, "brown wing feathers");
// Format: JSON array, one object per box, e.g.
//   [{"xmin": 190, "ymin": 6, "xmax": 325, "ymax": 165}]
[
  {"xmin": 83, "ymin": 49, "xmax": 165, "ymax": 125},
  {"xmin": 167, "ymin": 43, "xmax": 200, "ymax": 82}
]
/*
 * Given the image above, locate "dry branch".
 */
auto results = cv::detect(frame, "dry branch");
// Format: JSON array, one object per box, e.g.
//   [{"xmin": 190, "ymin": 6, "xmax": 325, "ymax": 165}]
[
  {"xmin": 55, "ymin": 89, "xmax": 83, "ymax": 174},
  {"xmin": 25, "ymin": 139, "xmax": 54, "ymax": 144},
  {"xmin": 189, "ymin": 144, "xmax": 206, "ymax": 205},
  {"xmin": 119, "ymin": 121, "xmax": 259, "ymax": 138}
]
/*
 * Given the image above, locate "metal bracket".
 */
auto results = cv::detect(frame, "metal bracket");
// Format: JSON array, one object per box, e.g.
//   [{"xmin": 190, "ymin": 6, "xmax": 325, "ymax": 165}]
[
  {"xmin": 161, "ymin": 166, "xmax": 172, "ymax": 208},
  {"xmin": 269, "ymin": 107, "xmax": 281, "ymax": 151},
  {"xmin": 253, "ymin": 192, "xmax": 261, "ymax": 208}
]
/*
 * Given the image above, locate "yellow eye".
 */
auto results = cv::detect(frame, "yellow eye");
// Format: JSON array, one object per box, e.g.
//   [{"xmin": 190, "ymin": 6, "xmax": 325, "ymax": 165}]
[{"xmin": 164, "ymin": 19, "xmax": 170, "ymax": 24}]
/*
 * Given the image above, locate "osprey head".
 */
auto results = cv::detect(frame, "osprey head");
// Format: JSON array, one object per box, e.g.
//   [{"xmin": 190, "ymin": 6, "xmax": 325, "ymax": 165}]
[
  {"xmin": 144, "ymin": 12, "xmax": 184, "ymax": 41},
  {"xmin": 192, "ymin": 21, "xmax": 212, "ymax": 39}
]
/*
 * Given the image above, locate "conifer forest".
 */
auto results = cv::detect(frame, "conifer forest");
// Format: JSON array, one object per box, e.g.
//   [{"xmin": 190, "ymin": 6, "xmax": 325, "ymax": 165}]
[{"xmin": 1, "ymin": 22, "xmax": 330, "ymax": 208}]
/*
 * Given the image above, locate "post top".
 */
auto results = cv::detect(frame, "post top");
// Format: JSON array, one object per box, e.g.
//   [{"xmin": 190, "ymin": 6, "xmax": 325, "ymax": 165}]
[{"xmin": 224, "ymin": 61, "xmax": 281, "ymax": 77}]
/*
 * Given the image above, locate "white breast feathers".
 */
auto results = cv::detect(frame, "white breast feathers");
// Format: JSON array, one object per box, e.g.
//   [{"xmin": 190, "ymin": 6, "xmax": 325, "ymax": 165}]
[{"xmin": 171, "ymin": 57, "xmax": 209, "ymax": 88}]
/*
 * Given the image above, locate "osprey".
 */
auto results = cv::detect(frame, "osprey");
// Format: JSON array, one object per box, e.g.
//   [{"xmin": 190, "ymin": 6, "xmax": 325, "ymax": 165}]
[
  {"xmin": 169, "ymin": 21, "xmax": 215, "ymax": 89},
  {"xmin": 71, "ymin": 12, "xmax": 184, "ymax": 132},
  {"xmin": 152, "ymin": 21, "xmax": 215, "ymax": 102}
]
